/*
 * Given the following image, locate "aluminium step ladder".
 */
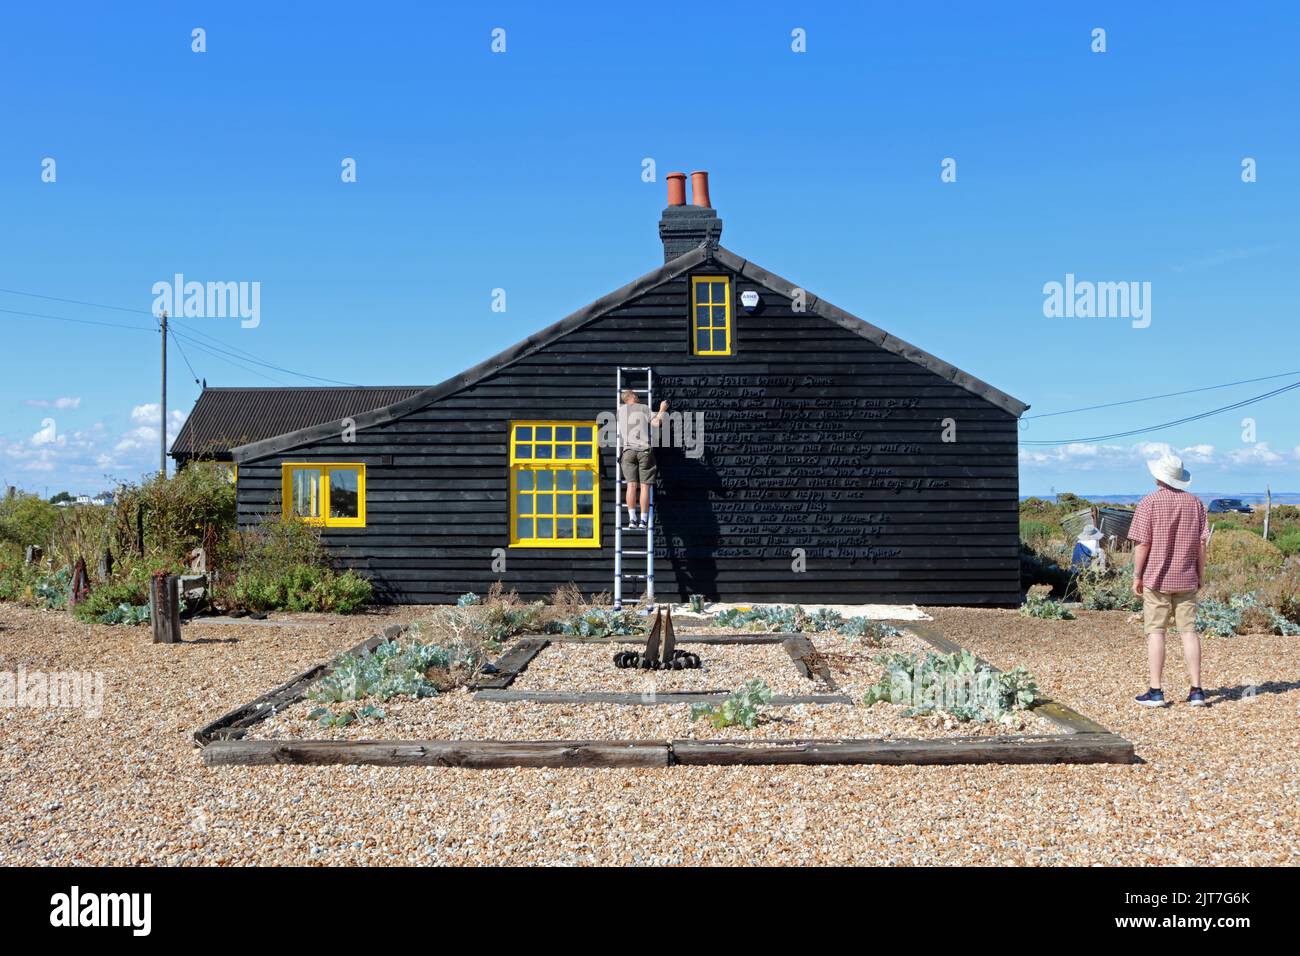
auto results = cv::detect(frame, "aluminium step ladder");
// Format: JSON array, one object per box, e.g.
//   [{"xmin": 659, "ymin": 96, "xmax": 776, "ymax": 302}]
[{"xmin": 613, "ymin": 365, "xmax": 654, "ymax": 612}]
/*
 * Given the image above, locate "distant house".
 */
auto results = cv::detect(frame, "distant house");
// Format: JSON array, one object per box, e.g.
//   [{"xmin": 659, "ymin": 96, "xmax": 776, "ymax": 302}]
[
  {"xmin": 170, "ymin": 387, "xmax": 427, "ymax": 468},
  {"xmin": 174, "ymin": 172, "xmax": 1028, "ymax": 606}
]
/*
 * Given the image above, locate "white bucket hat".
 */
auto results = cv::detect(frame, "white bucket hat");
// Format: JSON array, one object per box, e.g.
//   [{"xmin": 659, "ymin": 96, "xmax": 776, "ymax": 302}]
[
  {"xmin": 1147, "ymin": 452, "xmax": 1191, "ymax": 490},
  {"xmin": 1078, "ymin": 524, "xmax": 1104, "ymax": 541}
]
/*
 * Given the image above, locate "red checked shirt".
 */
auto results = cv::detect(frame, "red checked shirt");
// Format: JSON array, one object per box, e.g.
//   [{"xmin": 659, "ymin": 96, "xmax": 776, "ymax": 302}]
[{"xmin": 1127, "ymin": 486, "xmax": 1209, "ymax": 592}]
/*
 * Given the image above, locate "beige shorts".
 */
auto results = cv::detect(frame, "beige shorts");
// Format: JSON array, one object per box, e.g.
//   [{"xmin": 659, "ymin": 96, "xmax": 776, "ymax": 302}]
[
  {"xmin": 619, "ymin": 448, "xmax": 657, "ymax": 484},
  {"xmin": 1142, "ymin": 588, "xmax": 1198, "ymax": 634}
]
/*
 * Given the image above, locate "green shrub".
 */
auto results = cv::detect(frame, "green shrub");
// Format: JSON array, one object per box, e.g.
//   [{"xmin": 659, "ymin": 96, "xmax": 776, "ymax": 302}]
[
  {"xmin": 1072, "ymin": 564, "xmax": 1142, "ymax": 611},
  {"xmin": 1019, "ymin": 520, "xmax": 1058, "ymax": 545},
  {"xmin": 0, "ymin": 560, "xmax": 43, "ymax": 603},
  {"xmin": 690, "ymin": 679, "xmax": 773, "ymax": 729},
  {"xmin": 862, "ymin": 650, "xmax": 1040, "ymax": 724},
  {"xmin": 1208, "ymin": 530, "xmax": 1282, "ymax": 571},
  {"xmin": 1019, "ymin": 583, "xmax": 1074, "ymax": 620},
  {"xmin": 231, "ymin": 563, "xmax": 372, "ymax": 613},
  {"xmin": 1270, "ymin": 529, "xmax": 1300, "ymax": 557},
  {"xmin": 0, "ymin": 493, "xmax": 60, "ymax": 551},
  {"xmin": 109, "ymin": 465, "xmax": 236, "ymax": 570},
  {"xmin": 71, "ymin": 580, "xmax": 150, "ymax": 625}
]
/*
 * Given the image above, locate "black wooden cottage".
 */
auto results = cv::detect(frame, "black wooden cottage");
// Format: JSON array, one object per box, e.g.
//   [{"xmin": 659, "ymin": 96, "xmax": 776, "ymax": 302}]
[{"xmin": 200, "ymin": 172, "xmax": 1028, "ymax": 606}]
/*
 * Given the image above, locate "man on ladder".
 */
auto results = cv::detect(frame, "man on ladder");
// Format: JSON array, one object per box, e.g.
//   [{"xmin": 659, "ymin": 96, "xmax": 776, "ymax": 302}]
[
  {"xmin": 618, "ymin": 386, "xmax": 669, "ymax": 529},
  {"xmin": 613, "ymin": 368, "xmax": 668, "ymax": 612}
]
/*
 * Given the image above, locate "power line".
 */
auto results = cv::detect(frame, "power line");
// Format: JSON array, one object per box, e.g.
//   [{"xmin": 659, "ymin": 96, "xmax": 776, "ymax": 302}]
[
  {"xmin": 168, "ymin": 331, "xmax": 291, "ymax": 385},
  {"xmin": 169, "ymin": 324, "xmax": 203, "ymax": 385},
  {"xmin": 1024, "ymin": 369, "xmax": 1300, "ymax": 420},
  {"xmin": 168, "ymin": 327, "xmax": 354, "ymax": 385},
  {"xmin": 0, "ymin": 287, "xmax": 360, "ymax": 386},
  {"xmin": 1021, "ymin": 380, "xmax": 1300, "ymax": 445},
  {"xmin": 0, "ymin": 306, "xmax": 154, "ymax": 333}
]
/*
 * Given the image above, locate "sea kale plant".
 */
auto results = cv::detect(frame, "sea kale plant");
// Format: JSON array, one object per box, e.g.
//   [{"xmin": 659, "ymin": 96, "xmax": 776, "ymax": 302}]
[
  {"xmin": 307, "ymin": 703, "xmax": 386, "ymax": 729},
  {"xmin": 862, "ymin": 650, "xmax": 1040, "ymax": 724},
  {"xmin": 840, "ymin": 616, "xmax": 901, "ymax": 644},
  {"xmin": 1196, "ymin": 592, "xmax": 1300, "ymax": 637},
  {"xmin": 690, "ymin": 679, "xmax": 773, "ymax": 730},
  {"xmin": 714, "ymin": 604, "xmax": 900, "ymax": 639},
  {"xmin": 308, "ymin": 638, "xmax": 451, "ymax": 704},
  {"xmin": 545, "ymin": 607, "xmax": 644, "ymax": 638},
  {"xmin": 1019, "ymin": 583, "xmax": 1075, "ymax": 620}
]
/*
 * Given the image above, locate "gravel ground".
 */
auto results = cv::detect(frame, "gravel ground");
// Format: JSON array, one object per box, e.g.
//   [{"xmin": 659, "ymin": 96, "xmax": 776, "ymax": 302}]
[{"xmin": 2, "ymin": 602, "xmax": 1296, "ymax": 865}]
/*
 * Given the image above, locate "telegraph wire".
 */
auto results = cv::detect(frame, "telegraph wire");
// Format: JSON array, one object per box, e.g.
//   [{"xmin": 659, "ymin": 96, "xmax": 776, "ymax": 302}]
[
  {"xmin": 1021, "ymin": 380, "xmax": 1300, "ymax": 445},
  {"xmin": 1023, "ymin": 369, "xmax": 1300, "ymax": 420},
  {"xmin": 0, "ymin": 288, "xmax": 359, "ymax": 387}
]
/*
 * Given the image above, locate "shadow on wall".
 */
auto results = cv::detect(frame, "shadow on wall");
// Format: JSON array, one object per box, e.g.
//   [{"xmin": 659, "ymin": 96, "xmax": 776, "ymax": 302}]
[{"xmin": 656, "ymin": 446, "xmax": 726, "ymax": 602}]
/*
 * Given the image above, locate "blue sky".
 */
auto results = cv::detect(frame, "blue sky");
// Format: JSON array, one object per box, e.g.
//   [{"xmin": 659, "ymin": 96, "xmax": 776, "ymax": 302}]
[{"xmin": 2, "ymin": 1, "xmax": 1297, "ymax": 497}]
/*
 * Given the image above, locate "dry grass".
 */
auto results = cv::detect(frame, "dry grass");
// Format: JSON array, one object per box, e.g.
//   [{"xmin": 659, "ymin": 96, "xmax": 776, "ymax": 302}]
[{"xmin": 1, "ymin": 602, "xmax": 1296, "ymax": 865}]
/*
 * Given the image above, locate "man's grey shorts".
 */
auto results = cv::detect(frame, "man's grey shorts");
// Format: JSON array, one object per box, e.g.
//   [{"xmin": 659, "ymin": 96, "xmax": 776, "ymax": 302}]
[{"xmin": 620, "ymin": 448, "xmax": 657, "ymax": 483}]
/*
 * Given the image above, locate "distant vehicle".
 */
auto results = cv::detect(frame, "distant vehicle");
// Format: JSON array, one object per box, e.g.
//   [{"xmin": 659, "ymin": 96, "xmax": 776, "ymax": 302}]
[{"xmin": 1208, "ymin": 498, "xmax": 1252, "ymax": 515}]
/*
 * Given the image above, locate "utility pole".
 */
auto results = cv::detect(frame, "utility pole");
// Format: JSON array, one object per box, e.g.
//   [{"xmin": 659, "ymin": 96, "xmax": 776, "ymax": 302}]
[
  {"xmin": 160, "ymin": 309, "xmax": 168, "ymax": 477},
  {"xmin": 1264, "ymin": 486, "xmax": 1272, "ymax": 541}
]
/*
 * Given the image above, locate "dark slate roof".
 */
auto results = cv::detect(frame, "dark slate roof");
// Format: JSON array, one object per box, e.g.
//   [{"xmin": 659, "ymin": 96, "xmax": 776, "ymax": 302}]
[
  {"xmin": 233, "ymin": 244, "xmax": 1028, "ymax": 463},
  {"xmin": 170, "ymin": 386, "xmax": 427, "ymax": 461}
]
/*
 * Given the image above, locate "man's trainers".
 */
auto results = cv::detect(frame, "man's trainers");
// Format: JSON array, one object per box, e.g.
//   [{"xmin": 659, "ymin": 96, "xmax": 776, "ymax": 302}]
[
  {"xmin": 1135, "ymin": 688, "xmax": 1168, "ymax": 707},
  {"xmin": 1187, "ymin": 687, "xmax": 1207, "ymax": 707}
]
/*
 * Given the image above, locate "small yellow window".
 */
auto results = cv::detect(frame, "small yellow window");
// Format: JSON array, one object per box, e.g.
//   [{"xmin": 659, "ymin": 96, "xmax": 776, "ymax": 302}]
[
  {"xmin": 509, "ymin": 422, "xmax": 599, "ymax": 547},
  {"xmin": 691, "ymin": 275, "xmax": 732, "ymax": 355},
  {"xmin": 282, "ymin": 463, "xmax": 366, "ymax": 528}
]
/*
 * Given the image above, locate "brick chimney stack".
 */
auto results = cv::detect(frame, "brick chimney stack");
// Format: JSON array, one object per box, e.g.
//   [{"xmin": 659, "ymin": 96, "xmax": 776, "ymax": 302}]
[{"xmin": 658, "ymin": 169, "xmax": 723, "ymax": 262}]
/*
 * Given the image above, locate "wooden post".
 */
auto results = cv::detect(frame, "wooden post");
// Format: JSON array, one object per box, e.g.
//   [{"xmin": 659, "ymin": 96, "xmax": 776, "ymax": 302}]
[
  {"xmin": 1263, "ymin": 486, "xmax": 1272, "ymax": 541},
  {"xmin": 151, "ymin": 572, "xmax": 182, "ymax": 644},
  {"xmin": 70, "ymin": 557, "xmax": 90, "ymax": 607},
  {"xmin": 136, "ymin": 505, "xmax": 145, "ymax": 555}
]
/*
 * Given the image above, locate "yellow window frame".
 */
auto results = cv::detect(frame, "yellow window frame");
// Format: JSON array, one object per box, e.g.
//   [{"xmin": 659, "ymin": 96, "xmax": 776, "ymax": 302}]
[
  {"xmin": 281, "ymin": 462, "xmax": 366, "ymax": 528},
  {"xmin": 691, "ymin": 275, "xmax": 732, "ymax": 356},
  {"xmin": 508, "ymin": 421, "xmax": 600, "ymax": 548}
]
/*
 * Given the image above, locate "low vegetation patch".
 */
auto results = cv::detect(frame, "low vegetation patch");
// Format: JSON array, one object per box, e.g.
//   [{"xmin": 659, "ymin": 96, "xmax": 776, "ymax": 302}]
[
  {"xmin": 1019, "ymin": 583, "xmax": 1075, "ymax": 620},
  {"xmin": 690, "ymin": 679, "xmax": 773, "ymax": 729},
  {"xmin": 1071, "ymin": 564, "xmax": 1142, "ymax": 611},
  {"xmin": 1196, "ymin": 593, "xmax": 1300, "ymax": 637},
  {"xmin": 713, "ymin": 604, "xmax": 902, "ymax": 638},
  {"xmin": 544, "ymin": 607, "xmax": 645, "ymax": 637},
  {"xmin": 862, "ymin": 650, "xmax": 1040, "ymax": 724}
]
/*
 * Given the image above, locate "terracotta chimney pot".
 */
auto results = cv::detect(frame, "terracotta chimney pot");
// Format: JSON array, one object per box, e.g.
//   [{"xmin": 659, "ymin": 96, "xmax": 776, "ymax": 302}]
[
  {"xmin": 690, "ymin": 170, "xmax": 711, "ymax": 208},
  {"xmin": 665, "ymin": 172, "xmax": 687, "ymax": 206}
]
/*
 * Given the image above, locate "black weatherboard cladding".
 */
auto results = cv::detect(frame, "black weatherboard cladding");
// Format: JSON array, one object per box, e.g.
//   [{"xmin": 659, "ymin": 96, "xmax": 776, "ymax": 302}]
[{"xmin": 232, "ymin": 246, "xmax": 1025, "ymax": 606}]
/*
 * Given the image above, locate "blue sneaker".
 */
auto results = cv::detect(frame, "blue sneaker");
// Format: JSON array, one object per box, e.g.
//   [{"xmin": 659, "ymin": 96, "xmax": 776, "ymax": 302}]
[
  {"xmin": 1135, "ymin": 688, "xmax": 1167, "ymax": 707},
  {"xmin": 1187, "ymin": 687, "xmax": 1207, "ymax": 707}
]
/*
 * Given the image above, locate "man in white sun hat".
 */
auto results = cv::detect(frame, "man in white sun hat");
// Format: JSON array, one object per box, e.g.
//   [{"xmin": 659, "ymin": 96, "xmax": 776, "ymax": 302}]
[{"xmin": 1127, "ymin": 452, "xmax": 1210, "ymax": 708}]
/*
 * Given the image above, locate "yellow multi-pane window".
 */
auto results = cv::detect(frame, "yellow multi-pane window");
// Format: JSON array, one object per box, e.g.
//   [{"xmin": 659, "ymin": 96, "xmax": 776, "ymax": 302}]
[
  {"xmin": 281, "ymin": 463, "xmax": 366, "ymax": 528},
  {"xmin": 691, "ymin": 275, "xmax": 731, "ymax": 355},
  {"xmin": 509, "ymin": 422, "xmax": 599, "ymax": 547}
]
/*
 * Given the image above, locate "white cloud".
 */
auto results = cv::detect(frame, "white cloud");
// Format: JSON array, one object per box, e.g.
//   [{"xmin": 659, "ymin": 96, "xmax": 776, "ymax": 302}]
[
  {"xmin": 23, "ymin": 396, "xmax": 82, "ymax": 410},
  {"xmin": 1226, "ymin": 442, "xmax": 1284, "ymax": 465},
  {"xmin": 1020, "ymin": 439, "xmax": 1294, "ymax": 473},
  {"xmin": 0, "ymin": 403, "xmax": 181, "ymax": 491}
]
